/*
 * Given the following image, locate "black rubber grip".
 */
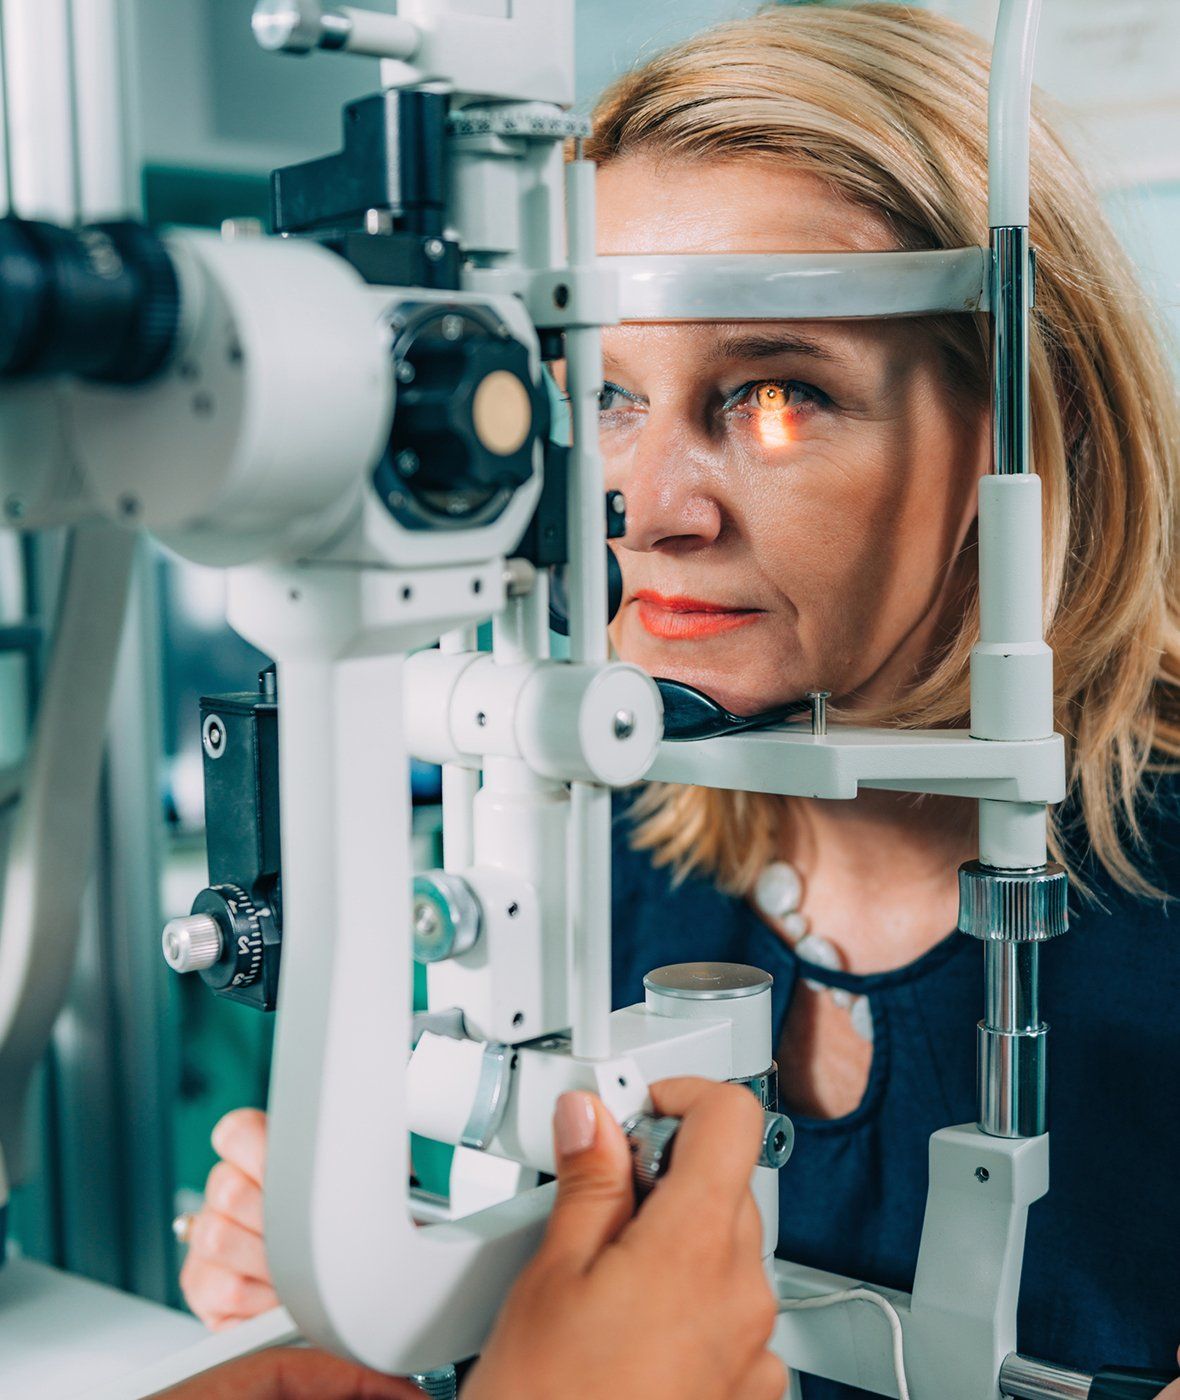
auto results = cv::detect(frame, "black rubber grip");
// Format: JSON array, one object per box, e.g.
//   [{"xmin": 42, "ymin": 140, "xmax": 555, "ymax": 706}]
[{"xmin": 1090, "ymin": 1366, "xmax": 1179, "ymax": 1399}]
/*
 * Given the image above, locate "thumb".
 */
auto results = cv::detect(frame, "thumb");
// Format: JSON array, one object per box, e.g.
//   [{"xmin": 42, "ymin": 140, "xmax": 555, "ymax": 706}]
[{"xmin": 535, "ymin": 1091, "xmax": 635, "ymax": 1274}]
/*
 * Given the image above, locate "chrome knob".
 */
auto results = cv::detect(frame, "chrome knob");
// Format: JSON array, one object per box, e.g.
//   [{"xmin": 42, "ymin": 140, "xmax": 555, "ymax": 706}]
[
  {"xmin": 252, "ymin": 0, "xmax": 355, "ymax": 53},
  {"xmin": 760, "ymin": 1111, "xmax": 794, "ymax": 1170},
  {"xmin": 162, "ymin": 913, "xmax": 223, "ymax": 974},
  {"xmin": 412, "ymin": 872, "xmax": 482, "ymax": 964},
  {"xmin": 623, "ymin": 1112, "xmax": 679, "ymax": 1197},
  {"xmin": 957, "ymin": 861, "xmax": 1069, "ymax": 942}
]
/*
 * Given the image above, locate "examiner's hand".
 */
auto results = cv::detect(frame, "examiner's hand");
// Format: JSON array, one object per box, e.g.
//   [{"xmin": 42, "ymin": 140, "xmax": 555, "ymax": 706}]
[
  {"xmin": 180, "ymin": 1108, "xmax": 279, "ymax": 1329},
  {"xmin": 1157, "ymin": 1347, "xmax": 1180, "ymax": 1399},
  {"xmin": 463, "ymin": 1078, "xmax": 786, "ymax": 1400},
  {"xmin": 151, "ymin": 1348, "xmax": 425, "ymax": 1400}
]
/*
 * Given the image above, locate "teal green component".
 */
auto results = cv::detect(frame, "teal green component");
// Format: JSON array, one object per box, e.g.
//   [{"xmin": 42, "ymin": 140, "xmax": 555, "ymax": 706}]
[
  {"xmin": 142, "ymin": 165, "xmax": 272, "ymax": 232},
  {"xmin": 412, "ymin": 959, "xmax": 453, "ymax": 1196}
]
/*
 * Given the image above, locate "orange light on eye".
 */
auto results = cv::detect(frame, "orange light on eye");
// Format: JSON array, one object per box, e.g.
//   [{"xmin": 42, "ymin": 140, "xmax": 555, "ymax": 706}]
[{"xmin": 754, "ymin": 383, "xmax": 793, "ymax": 448}]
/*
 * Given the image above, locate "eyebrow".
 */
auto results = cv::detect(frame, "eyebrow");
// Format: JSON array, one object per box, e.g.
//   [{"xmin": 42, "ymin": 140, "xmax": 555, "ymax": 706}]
[
  {"xmin": 707, "ymin": 330, "xmax": 843, "ymax": 365},
  {"xmin": 598, "ymin": 328, "xmax": 845, "ymax": 391}
]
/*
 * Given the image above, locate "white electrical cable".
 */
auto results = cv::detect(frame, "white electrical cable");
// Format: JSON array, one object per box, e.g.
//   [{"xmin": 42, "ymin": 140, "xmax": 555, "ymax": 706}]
[{"xmin": 777, "ymin": 1288, "xmax": 911, "ymax": 1400}]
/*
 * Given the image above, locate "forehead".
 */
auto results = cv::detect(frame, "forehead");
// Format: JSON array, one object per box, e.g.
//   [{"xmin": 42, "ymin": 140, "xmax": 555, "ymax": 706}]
[{"xmin": 595, "ymin": 154, "xmax": 899, "ymax": 257}]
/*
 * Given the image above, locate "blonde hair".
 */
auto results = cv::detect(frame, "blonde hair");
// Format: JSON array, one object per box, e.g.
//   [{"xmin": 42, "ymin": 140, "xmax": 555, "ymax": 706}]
[{"xmin": 588, "ymin": 4, "xmax": 1180, "ymax": 899}]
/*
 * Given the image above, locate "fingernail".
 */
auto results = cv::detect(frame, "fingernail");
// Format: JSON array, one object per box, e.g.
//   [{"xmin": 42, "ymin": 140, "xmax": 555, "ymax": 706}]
[
  {"xmin": 211, "ymin": 1120, "xmax": 229, "ymax": 1156},
  {"xmin": 555, "ymin": 1092, "xmax": 597, "ymax": 1157}
]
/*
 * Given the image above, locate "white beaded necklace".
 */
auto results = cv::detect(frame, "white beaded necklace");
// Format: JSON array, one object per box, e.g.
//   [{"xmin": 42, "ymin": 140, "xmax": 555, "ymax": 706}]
[{"xmin": 753, "ymin": 860, "xmax": 874, "ymax": 1043}]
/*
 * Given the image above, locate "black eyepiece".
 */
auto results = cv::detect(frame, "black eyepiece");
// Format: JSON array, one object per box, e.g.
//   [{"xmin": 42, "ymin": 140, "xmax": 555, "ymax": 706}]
[{"xmin": 0, "ymin": 217, "xmax": 180, "ymax": 384}]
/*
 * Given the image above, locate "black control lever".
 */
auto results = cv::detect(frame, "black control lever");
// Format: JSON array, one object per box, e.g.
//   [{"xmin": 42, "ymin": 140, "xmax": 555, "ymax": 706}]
[
  {"xmin": 1089, "ymin": 1368, "xmax": 1180, "ymax": 1400},
  {"xmin": 656, "ymin": 678, "xmax": 812, "ymax": 742},
  {"xmin": 1003, "ymin": 1354, "xmax": 1179, "ymax": 1400}
]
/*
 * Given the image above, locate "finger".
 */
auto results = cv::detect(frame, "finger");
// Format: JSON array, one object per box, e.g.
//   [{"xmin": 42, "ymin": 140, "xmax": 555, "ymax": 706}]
[
  {"xmin": 734, "ymin": 1190, "xmax": 764, "ymax": 1259},
  {"xmin": 180, "ymin": 1256, "xmax": 279, "ymax": 1330},
  {"xmin": 148, "ymin": 1348, "xmax": 424, "ymax": 1400},
  {"xmin": 736, "ymin": 1350, "xmax": 789, "ymax": 1400},
  {"xmin": 270, "ymin": 1348, "xmax": 429, "ymax": 1400},
  {"xmin": 532, "ymin": 1091, "xmax": 634, "ymax": 1274},
  {"xmin": 211, "ymin": 1108, "xmax": 268, "ymax": 1185},
  {"xmin": 647, "ymin": 1078, "xmax": 765, "ymax": 1204},
  {"xmin": 205, "ymin": 1159, "xmax": 266, "ymax": 1235},
  {"xmin": 189, "ymin": 1207, "xmax": 271, "ymax": 1285}
]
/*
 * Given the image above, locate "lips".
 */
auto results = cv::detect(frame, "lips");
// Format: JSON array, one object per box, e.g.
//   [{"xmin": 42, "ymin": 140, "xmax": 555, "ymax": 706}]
[{"xmin": 631, "ymin": 590, "xmax": 765, "ymax": 640}]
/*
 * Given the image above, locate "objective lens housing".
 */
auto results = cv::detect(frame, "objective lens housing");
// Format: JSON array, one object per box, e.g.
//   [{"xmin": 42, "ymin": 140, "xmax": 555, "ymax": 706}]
[{"xmin": 0, "ymin": 217, "xmax": 180, "ymax": 384}]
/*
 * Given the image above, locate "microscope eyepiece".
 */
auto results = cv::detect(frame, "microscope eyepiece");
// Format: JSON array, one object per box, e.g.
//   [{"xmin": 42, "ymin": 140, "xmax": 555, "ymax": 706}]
[{"xmin": 0, "ymin": 217, "xmax": 180, "ymax": 384}]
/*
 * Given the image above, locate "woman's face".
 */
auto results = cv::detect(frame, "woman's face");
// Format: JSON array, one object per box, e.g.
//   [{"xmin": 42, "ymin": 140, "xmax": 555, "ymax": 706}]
[{"xmin": 597, "ymin": 156, "xmax": 989, "ymax": 717}]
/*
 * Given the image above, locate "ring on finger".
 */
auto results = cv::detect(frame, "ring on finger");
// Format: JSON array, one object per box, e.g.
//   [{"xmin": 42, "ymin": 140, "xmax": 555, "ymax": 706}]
[{"xmin": 172, "ymin": 1211, "xmax": 198, "ymax": 1246}]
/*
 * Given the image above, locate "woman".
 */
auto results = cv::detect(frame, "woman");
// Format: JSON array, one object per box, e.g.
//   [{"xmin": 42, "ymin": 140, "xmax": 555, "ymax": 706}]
[{"xmin": 178, "ymin": 7, "xmax": 1180, "ymax": 1397}]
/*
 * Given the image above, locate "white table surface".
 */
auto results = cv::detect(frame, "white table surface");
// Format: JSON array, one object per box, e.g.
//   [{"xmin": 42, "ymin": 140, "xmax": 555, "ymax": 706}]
[{"xmin": 0, "ymin": 1256, "xmax": 203, "ymax": 1399}]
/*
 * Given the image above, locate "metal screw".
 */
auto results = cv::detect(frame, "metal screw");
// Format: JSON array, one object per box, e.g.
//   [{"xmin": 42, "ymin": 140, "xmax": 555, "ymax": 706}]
[
  {"xmin": 364, "ymin": 207, "xmax": 394, "ymax": 236},
  {"xmin": 202, "ymin": 714, "xmax": 226, "ymax": 760},
  {"xmin": 396, "ymin": 361, "xmax": 416, "ymax": 384},
  {"xmin": 414, "ymin": 898, "xmax": 442, "ymax": 942},
  {"xmin": 503, "ymin": 557, "xmax": 537, "ymax": 597},
  {"xmin": 118, "ymin": 494, "xmax": 140, "ymax": 520},
  {"xmin": 613, "ymin": 709, "xmax": 636, "ymax": 741},
  {"xmin": 553, "ymin": 283, "xmax": 570, "ymax": 308},
  {"xmin": 476, "ymin": 711, "xmax": 487, "ymax": 727},
  {"xmin": 975, "ymin": 1167, "xmax": 990, "ymax": 1183},
  {"xmin": 396, "ymin": 450, "xmax": 419, "ymax": 477},
  {"xmin": 192, "ymin": 391, "xmax": 214, "ymax": 416},
  {"xmin": 220, "ymin": 216, "xmax": 264, "ymax": 241},
  {"xmin": 806, "ymin": 689, "xmax": 831, "ymax": 736},
  {"xmin": 408, "ymin": 1367, "xmax": 457, "ymax": 1400},
  {"xmin": 423, "ymin": 237, "xmax": 446, "ymax": 262},
  {"xmin": 759, "ymin": 1111, "xmax": 795, "ymax": 1170},
  {"xmin": 441, "ymin": 314, "xmax": 464, "ymax": 341}
]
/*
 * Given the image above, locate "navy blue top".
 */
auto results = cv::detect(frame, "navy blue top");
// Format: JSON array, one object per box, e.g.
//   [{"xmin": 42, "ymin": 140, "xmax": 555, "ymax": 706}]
[{"xmin": 609, "ymin": 779, "xmax": 1180, "ymax": 1399}]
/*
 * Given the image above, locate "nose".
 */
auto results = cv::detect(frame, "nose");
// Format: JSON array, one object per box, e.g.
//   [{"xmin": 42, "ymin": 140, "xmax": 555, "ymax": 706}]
[{"xmin": 606, "ymin": 411, "xmax": 723, "ymax": 556}]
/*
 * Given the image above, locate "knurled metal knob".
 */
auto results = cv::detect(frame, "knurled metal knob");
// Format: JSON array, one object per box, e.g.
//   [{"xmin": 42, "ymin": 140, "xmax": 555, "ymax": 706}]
[
  {"xmin": 623, "ymin": 1112, "xmax": 679, "ymax": 1197},
  {"xmin": 162, "ymin": 913, "xmax": 224, "ymax": 973},
  {"xmin": 957, "ymin": 861, "xmax": 1069, "ymax": 942}
]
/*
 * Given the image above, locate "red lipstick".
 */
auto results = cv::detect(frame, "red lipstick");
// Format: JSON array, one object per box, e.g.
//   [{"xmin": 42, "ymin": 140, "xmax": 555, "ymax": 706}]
[{"xmin": 632, "ymin": 591, "xmax": 764, "ymax": 640}]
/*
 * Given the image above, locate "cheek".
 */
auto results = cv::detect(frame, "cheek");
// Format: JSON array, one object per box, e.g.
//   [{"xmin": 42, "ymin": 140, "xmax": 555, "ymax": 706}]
[{"xmin": 743, "ymin": 418, "xmax": 977, "ymax": 671}]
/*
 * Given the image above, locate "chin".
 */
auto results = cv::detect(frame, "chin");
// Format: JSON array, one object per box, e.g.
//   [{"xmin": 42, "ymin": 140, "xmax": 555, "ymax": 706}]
[{"xmin": 613, "ymin": 636, "xmax": 786, "ymax": 717}]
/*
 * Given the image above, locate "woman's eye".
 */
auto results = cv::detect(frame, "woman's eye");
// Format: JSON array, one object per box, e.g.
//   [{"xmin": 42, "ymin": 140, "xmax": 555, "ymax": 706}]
[
  {"xmin": 598, "ymin": 381, "xmax": 641, "ymax": 414},
  {"xmin": 730, "ymin": 379, "xmax": 827, "ymax": 416}
]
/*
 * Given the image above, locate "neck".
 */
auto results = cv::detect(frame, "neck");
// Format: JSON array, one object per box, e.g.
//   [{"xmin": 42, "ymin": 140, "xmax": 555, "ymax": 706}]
[{"xmin": 777, "ymin": 790, "xmax": 977, "ymax": 973}]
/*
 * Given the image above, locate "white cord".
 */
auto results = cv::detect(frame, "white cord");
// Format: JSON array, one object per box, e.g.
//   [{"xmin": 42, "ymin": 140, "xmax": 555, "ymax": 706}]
[{"xmin": 777, "ymin": 1288, "xmax": 911, "ymax": 1400}]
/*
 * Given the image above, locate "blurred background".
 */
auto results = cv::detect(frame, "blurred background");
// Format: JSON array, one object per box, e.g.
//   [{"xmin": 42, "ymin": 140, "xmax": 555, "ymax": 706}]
[{"xmin": 3, "ymin": 0, "xmax": 1177, "ymax": 1312}]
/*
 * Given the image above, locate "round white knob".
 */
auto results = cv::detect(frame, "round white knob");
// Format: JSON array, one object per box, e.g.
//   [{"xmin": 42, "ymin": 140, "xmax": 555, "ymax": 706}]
[{"xmin": 162, "ymin": 914, "xmax": 223, "ymax": 974}]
